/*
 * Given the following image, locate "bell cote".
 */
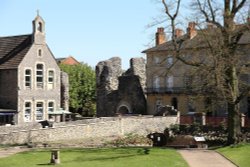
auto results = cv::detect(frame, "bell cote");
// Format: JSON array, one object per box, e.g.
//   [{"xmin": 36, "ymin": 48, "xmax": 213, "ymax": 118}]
[{"xmin": 32, "ymin": 13, "xmax": 46, "ymax": 44}]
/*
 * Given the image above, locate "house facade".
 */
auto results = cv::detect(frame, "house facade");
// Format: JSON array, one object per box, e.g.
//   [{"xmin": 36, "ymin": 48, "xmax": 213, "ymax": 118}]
[
  {"xmin": 143, "ymin": 23, "xmax": 250, "ymax": 117},
  {"xmin": 0, "ymin": 15, "xmax": 69, "ymax": 125},
  {"xmin": 56, "ymin": 56, "xmax": 80, "ymax": 65}
]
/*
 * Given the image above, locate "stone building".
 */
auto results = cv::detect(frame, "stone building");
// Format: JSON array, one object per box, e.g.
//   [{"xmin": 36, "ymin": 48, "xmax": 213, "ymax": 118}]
[
  {"xmin": 143, "ymin": 22, "xmax": 250, "ymax": 116},
  {"xmin": 0, "ymin": 14, "xmax": 69, "ymax": 125},
  {"xmin": 96, "ymin": 57, "xmax": 146, "ymax": 116}
]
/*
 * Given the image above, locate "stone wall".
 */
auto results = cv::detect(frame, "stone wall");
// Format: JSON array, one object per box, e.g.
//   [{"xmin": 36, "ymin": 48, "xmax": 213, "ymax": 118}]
[
  {"xmin": 96, "ymin": 57, "xmax": 146, "ymax": 116},
  {"xmin": 60, "ymin": 71, "xmax": 69, "ymax": 111},
  {"xmin": 0, "ymin": 116, "xmax": 178, "ymax": 145}
]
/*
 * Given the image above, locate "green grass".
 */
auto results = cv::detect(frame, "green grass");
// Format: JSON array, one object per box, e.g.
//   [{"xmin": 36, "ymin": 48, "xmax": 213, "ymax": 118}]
[
  {"xmin": 0, "ymin": 147, "xmax": 188, "ymax": 167},
  {"xmin": 217, "ymin": 143, "xmax": 250, "ymax": 167}
]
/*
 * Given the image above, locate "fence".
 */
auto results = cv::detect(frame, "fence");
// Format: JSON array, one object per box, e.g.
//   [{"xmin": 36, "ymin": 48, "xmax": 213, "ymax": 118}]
[{"xmin": 180, "ymin": 115, "xmax": 250, "ymax": 127}]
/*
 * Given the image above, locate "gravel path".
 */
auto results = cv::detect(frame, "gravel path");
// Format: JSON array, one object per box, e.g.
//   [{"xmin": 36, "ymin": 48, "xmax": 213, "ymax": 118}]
[{"xmin": 178, "ymin": 149, "xmax": 237, "ymax": 167}]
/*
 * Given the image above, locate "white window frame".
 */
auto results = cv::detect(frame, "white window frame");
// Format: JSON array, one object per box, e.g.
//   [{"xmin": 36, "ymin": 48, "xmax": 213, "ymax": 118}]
[
  {"xmin": 48, "ymin": 101, "xmax": 54, "ymax": 113},
  {"xmin": 24, "ymin": 101, "xmax": 32, "ymax": 122},
  {"xmin": 47, "ymin": 70, "xmax": 54, "ymax": 89},
  {"xmin": 36, "ymin": 102, "xmax": 44, "ymax": 121},
  {"xmin": 25, "ymin": 69, "xmax": 32, "ymax": 89},
  {"xmin": 36, "ymin": 64, "xmax": 44, "ymax": 89}
]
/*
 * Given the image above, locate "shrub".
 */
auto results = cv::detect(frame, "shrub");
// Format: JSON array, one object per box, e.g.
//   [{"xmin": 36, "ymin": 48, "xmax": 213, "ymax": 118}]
[{"xmin": 106, "ymin": 134, "xmax": 152, "ymax": 147}]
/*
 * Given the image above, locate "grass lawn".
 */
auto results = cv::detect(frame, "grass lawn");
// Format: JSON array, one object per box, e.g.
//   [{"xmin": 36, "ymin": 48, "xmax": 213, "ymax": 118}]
[
  {"xmin": 217, "ymin": 143, "xmax": 250, "ymax": 167},
  {"xmin": 0, "ymin": 147, "xmax": 188, "ymax": 167}
]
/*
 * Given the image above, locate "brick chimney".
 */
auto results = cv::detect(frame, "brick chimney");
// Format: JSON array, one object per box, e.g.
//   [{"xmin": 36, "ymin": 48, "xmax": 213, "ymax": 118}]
[
  {"xmin": 155, "ymin": 27, "xmax": 166, "ymax": 46},
  {"xmin": 175, "ymin": 28, "xmax": 183, "ymax": 38},
  {"xmin": 187, "ymin": 22, "xmax": 197, "ymax": 39}
]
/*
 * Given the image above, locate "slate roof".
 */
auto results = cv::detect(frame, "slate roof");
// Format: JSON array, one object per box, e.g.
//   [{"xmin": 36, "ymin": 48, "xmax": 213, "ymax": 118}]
[
  {"xmin": 0, "ymin": 34, "xmax": 32, "ymax": 69},
  {"xmin": 143, "ymin": 28, "xmax": 250, "ymax": 53}
]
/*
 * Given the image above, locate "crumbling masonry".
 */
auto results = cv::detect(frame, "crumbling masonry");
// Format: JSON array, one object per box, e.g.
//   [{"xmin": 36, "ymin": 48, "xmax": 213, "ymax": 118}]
[{"xmin": 96, "ymin": 57, "xmax": 146, "ymax": 117}]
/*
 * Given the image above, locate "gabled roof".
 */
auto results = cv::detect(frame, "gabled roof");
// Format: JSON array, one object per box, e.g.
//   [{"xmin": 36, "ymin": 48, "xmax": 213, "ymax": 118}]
[
  {"xmin": 0, "ymin": 34, "xmax": 32, "ymax": 69},
  {"xmin": 143, "ymin": 27, "xmax": 250, "ymax": 53},
  {"xmin": 56, "ymin": 56, "xmax": 80, "ymax": 65}
]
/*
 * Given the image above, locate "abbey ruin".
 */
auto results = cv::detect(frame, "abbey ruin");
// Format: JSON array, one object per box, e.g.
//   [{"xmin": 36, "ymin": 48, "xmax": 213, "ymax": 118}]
[{"xmin": 96, "ymin": 57, "xmax": 146, "ymax": 116}]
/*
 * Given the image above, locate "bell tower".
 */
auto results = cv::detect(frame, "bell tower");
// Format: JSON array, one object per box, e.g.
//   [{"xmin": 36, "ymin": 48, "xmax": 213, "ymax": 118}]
[{"xmin": 32, "ymin": 11, "xmax": 46, "ymax": 44}]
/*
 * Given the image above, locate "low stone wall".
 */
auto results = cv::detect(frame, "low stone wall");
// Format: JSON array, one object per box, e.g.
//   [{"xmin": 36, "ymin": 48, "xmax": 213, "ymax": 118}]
[{"xmin": 0, "ymin": 116, "xmax": 178, "ymax": 145}]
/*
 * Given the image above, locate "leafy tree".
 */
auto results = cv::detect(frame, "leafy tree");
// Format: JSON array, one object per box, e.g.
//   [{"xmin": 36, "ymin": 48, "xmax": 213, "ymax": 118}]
[
  {"xmin": 60, "ymin": 63, "xmax": 96, "ymax": 116},
  {"xmin": 156, "ymin": 0, "xmax": 249, "ymax": 144}
]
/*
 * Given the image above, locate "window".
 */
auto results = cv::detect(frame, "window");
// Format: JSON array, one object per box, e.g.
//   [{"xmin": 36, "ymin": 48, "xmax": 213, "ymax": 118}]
[
  {"xmin": 166, "ymin": 76, "xmax": 174, "ymax": 89},
  {"xmin": 38, "ymin": 22, "xmax": 42, "ymax": 32},
  {"xmin": 154, "ymin": 56, "xmax": 160, "ymax": 64},
  {"xmin": 38, "ymin": 49, "xmax": 42, "ymax": 56},
  {"xmin": 48, "ymin": 102, "xmax": 54, "ymax": 113},
  {"xmin": 36, "ymin": 102, "xmax": 43, "ymax": 121},
  {"xmin": 155, "ymin": 99, "xmax": 162, "ymax": 111},
  {"xmin": 153, "ymin": 76, "xmax": 160, "ymax": 91},
  {"xmin": 25, "ymin": 69, "xmax": 31, "ymax": 88},
  {"xmin": 48, "ymin": 70, "xmax": 54, "ymax": 89},
  {"xmin": 184, "ymin": 75, "xmax": 192, "ymax": 89},
  {"xmin": 36, "ymin": 64, "xmax": 43, "ymax": 88},
  {"xmin": 171, "ymin": 97, "xmax": 178, "ymax": 110},
  {"xmin": 24, "ymin": 102, "xmax": 31, "ymax": 122},
  {"xmin": 188, "ymin": 97, "xmax": 196, "ymax": 112},
  {"xmin": 166, "ymin": 56, "xmax": 173, "ymax": 68}
]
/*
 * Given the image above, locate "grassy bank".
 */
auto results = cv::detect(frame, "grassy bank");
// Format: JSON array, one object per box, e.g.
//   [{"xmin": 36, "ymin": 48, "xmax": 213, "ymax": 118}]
[
  {"xmin": 0, "ymin": 147, "xmax": 188, "ymax": 167},
  {"xmin": 217, "ymin": 143, "xmax": 250, "ymax": 167}
]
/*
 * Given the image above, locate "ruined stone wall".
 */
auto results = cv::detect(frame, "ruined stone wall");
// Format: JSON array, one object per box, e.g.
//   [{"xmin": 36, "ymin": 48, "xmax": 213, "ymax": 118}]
[
  {"xmin": 96, "ymin": 57, "xmax": 122, "ymax": 116},
  {"xmin": 96, "ymin": 57, "xmax": 146, "ymax": 116},
  {"xmin": 60, "ymin": 71, "xmax": 69, "ymax": 111},
  {"xmin": 130, "ymin": 58, "xmax": 146, "ymax": 91},
  {"xmin": 0, "ymin": 116, "xmax": 178, "ymax": 145}
]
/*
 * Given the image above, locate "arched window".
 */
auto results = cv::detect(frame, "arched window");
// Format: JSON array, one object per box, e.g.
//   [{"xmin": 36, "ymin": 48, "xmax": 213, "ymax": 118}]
[
  {"xmin": 48, "ymin": 70, "xmax": 54, "ymax": 89},
  {"xmin": 38, "ymin": 49, "xmax": 42, "ymax": 56},
  {"xmin": 38, "ymin": 22, "xmax": 43, "ymax": 32},
  {"xmin": 48, "ymin": 102, "xmax": 54, "ymax": 113},
  {"xmin": 25, "ymin": 69, "xmax": 32, "ymax": 88},
  {"xmin": 36, "ymin": 64, "xmax": 43, "ymax": 88},
  {"xmin": 24, "ymin": 102, "xmax": 32, "ymax": 122},
  {"xmin": 36, "ymin": 102, "xmax": 44, "ymax": 121}
]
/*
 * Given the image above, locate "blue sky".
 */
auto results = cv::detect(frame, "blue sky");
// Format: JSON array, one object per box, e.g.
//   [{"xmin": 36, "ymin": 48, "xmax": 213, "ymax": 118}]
[{"xmin": 0, "ymin": 0, "xmax": 165, "ymax": 69}]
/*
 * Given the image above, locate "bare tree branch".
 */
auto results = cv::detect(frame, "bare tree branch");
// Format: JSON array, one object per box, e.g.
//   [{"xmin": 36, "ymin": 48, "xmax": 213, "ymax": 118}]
[
  {"xmin": 196, "ymin": 0, "xmax": 223, "ymax": 28},
  {"xmin": 232, "ymin": 0, "xmax": 247, "ymax": 15}
]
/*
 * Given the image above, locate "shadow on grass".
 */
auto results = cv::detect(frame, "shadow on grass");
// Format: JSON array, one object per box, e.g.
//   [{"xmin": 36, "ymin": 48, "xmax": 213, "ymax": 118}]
[
  {"xmin": 33, "ymin": 148, "xmax": 151, "ymax": 165},
  {"xmin": 37, "ymin": 163, "xmax": 51, "ymax": 166},
  {"xmin": 65, "ymin": 148, "xmax": 151, "ymax": 163}
]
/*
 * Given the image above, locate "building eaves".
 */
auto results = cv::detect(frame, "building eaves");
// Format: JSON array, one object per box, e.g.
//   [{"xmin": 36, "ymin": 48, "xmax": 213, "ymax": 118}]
[{"xmin": 0, "ymin": 34, "xmax": 32, "ymax": 69}]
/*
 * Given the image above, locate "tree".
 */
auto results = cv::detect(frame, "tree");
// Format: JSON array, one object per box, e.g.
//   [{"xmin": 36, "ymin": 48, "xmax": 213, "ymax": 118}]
[
  {"xmin": 60, "ymin": 63, "xmax": 96, "ymax": 116},
  {"xmin": 158, "ymin": 0, "xmax": 250, "ymax": 144}
]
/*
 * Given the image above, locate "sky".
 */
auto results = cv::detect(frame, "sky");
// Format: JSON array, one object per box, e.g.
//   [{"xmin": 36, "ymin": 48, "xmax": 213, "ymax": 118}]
[{"xmin": 0, "ymin": 0, "xmax": 165, "ymax": 69}]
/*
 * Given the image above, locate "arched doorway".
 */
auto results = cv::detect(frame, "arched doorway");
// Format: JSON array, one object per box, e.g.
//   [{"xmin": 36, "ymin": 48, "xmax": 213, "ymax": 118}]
[
  {"xmin": 117, "ymin": 106, "xmax": 130, "ymax": 114},
  {"xmin": 116, "ymin": 101, "xmax": 132, "ymax": 115}
]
